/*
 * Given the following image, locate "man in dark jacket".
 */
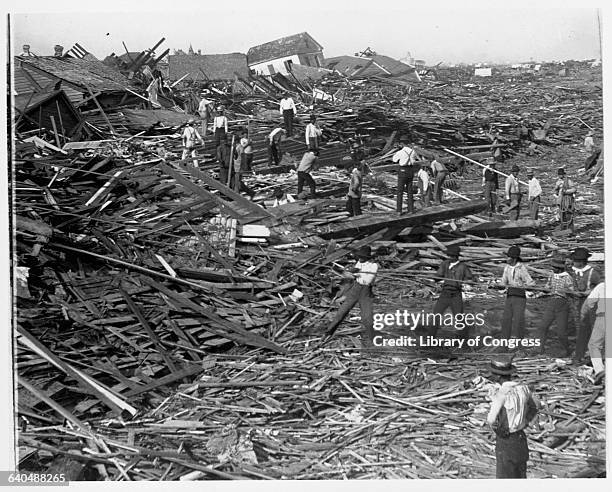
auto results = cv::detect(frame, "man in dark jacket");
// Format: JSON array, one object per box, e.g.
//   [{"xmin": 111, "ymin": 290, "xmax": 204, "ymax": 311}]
[{"xmin": 428, "ymin": 245, "xmax": 474, "ymax": 340}]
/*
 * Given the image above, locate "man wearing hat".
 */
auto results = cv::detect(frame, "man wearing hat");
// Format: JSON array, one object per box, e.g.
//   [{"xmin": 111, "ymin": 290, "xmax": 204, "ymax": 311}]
[
  {"xmin": 325, "ymin": 245, "xmax": 379, "ymax": 347},
  {"xmin": 198, "ymin": 92, "xmax": 213, "ymax": 136},
  {"xmin": 279, "ymin": 92, "xmax": 297, "ymax": 136},
  {"xmin": 428, "ymin": 245, "xmax": 474, "ymax": 340},
  {"xmin": 212, "ymin": 106, "xmax": 229, "ymax": 148},
  {"xmin": 569, "ymin": 247, "xmax": 601, "ymax": 364},
  {"xmin": 482, "ymin": 159, "xmax": 499, "ymax": 216},
  {"xmin": 430, "ymin": 156, "xmax": 448, "ymax": 204},
  {"xmin": 536, "ymin": 254, "xmax": 574, "ymax": 356},
  {"xmin": 554, "ymin": 168, "xmax": 576, "ymax": 230},
  {"xmin": 504, "ymin": 165, "xmax": 522, "ymax": 220},
  {"xmin": 500, "ymin": 246, "xmax": 535, "ymax": 340},
  {"xmin": 486, "ymin": 356, "xmax": 540, "ymax": 478},
  {"xmin": 181, "ymin": 119, "xmax": 204, "ymax": 167},
  {"xmin": 526, "ymin": 169, "xmax": 542, "ymax": 220}
]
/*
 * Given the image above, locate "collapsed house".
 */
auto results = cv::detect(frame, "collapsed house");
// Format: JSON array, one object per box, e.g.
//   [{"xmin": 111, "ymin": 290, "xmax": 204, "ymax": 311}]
[{"xmin": 247, "ymin": 32, "xmax": 325, "ymax": 76}]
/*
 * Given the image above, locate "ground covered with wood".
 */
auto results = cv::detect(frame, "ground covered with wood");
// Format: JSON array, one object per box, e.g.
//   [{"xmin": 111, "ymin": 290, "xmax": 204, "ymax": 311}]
[{"xmin": 13, "ymin": 65, "xmax": 604, "ymax": 480}]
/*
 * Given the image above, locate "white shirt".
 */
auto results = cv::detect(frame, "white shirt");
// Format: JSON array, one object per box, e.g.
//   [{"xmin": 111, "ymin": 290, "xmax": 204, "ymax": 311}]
[
  {"xmin": 487, "ymin": 381, "xmax": 535, "ymax": 433},
  {"xmin": 305, "ymin": 123, "xmax": 321, "ymax": 144},
  {"xmin": 279, "ymin": 97, "xmax": 297, "ymax": 114},
  {"xmin": 417, "ymin": 168, "xmax": 430, "ymax": 190},
  {"xmin": 355, "ymin": 261, "xmax": 379, "ymax": 286},
  {"xmin": 269, "ymin": 128, "xmax": 283, "ymax": 143},
  {"xmin": 581, "ymin": 282, "xmax": 605, "ymax": 316},
  {"xmin": 182, "ymin": 126, "xmax": 202, "ymax": 146},
  {"xmin": 584, "ymin": 135, "xmax": 595, "ymax": 152},
  {"xmin": 392, "ymin": 146, "xmax": 417, "ymax": 167},
  {"xmin": 528, "ymin": 177, "xmax": 542, "ymax": 199},
  {"xmin": 198, "ymin": 98, "xmax": 212, "ymax": 113},
  {"xmin": 213, "ymin": 115, "xmax": 228, "ymax": 131}
]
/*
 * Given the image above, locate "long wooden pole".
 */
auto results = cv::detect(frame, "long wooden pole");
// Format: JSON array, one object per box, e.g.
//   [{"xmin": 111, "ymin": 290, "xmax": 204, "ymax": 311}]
[{"xmin": 443, "ymin": 148, "xmax": 529, "ymax": 186}]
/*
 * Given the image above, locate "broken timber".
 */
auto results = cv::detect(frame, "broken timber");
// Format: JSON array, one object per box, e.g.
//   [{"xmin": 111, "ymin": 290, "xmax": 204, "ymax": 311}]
[{"xmin": 316, "ymin": 200, "xmax": 489, "ymax": 239}]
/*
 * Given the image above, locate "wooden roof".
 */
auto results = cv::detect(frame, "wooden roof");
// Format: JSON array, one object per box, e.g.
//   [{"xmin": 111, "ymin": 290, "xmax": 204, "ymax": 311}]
[
  {"xmin": 167, "ymin": 53, "xmax": 249, "ymax": 81},
  {"xmin": 326, "ymin": 54, "xmax": 416, "ymax": 78},
  {"xmin": 247, "ymin": 32, "xmax": 323, "ymax": 66},
  {"xmin": 15, "ymin": 56, "xmax": 134, "ymax": 93}
]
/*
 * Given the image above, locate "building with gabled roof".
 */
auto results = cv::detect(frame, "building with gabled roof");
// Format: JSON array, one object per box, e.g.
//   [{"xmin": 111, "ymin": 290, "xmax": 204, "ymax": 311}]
[{"xmin": 247, "ymin": 32, "xmax": 324, "ymax": 76}]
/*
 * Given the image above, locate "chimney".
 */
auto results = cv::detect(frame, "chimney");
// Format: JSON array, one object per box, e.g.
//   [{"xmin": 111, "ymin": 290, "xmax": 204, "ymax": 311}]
[
  {"xmin": 22, "ymin": 44, "xmax": 31, "ymax": 55},
  {"xmin": 54, "ymin": 44, "xmax": 64, "ymax": 57},
  {"xmin": 198, "ymin": 49, "xmax": 201, "ymax": 55}
]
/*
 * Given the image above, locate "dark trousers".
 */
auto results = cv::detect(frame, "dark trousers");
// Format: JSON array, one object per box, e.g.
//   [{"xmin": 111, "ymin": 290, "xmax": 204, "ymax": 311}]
[
  {"xmin": 397, "ymin": 167, "xmax": 415, "ymax": 213},
  {"xmin": 297, "ymin": 171, "xmax": 316, "ymax": 196},
  {"xmin": 232, "ymin": 171, "xmax": 254, "ymax": 196},
  {"xmin": 283, "ymin": 110, "xmax": 294, "ymax": 135},
  {"xmin": 347, "ymin": 196, "xmax": 362, "ymax": 216},
  {"xmin": 496, "ymin": 431, "xmax": 528, "ymax": 479},
  {"xmin": 509, "ymin": 193, "xmax": 522, "ymax": 220},
  {"xmin": 219, "ymin": 166, "xmax": 229, "ymax": 185},
  {"xmin": 327, "ymin": 283, "xmax": 374, "ymax": 346},
  {"xmin": 538, "ymin": 297, "xmax": 570, "ymax": 354},
  {"xmin": 573, "ymin": 297, "xmax": 593, "ymax": 361},
  {"xmin": 529, "ymin": 196, "xmax": 540, "ymax": 220},
  {"xmin": 308, "ymin": 137, "xmax": 319, "ymax": 151},
  {"xmin": 501, "ymin": 296, "xmax": 526, "ymax": 339},
  {"xmin": 484, "ymin": 181, "xmax": 497, "ymax": 213},
  {"xmin": 428, "ymin": 292, "xmax": 465, "ymax": 338},
  {"xmin": 268, "ymin": 143, "xmax": 281, "ymax": 166},
  {"xmin": 433, "ymin": 171, "xmax": 447, "ymax": 203},
  {"xmin": 214, "ymin": 127, "xmax": 226, "ymax": 148},
  {"xmin": 242, "ymin": 153, "xmax": 253, "ymax": 172}
]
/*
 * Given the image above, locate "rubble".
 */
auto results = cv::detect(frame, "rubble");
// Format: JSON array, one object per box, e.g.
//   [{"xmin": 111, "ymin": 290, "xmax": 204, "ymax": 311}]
[{"xmin": 11, "ymin": 51, "xmax": 604, "ymax": 480}]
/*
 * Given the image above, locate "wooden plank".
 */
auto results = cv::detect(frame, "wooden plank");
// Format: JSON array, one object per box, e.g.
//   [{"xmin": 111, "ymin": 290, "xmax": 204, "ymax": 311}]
[
  {"xmin": 140, "ymin": 276, "xmax": 286, "ymax": 354},
  {"xmin": 317, "ymin": 200, "xmax": 489, "ymax": 239}
]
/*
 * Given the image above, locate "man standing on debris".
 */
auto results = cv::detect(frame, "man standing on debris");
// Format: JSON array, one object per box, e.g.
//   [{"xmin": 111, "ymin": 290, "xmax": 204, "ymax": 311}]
[
  {"xmin": 487, "ymin": 357, "xmax": 540, "ymax": 479},
  {"xmin": 213, "ymin": 106, "xmax": 229, "ymax": 148},
  {"xmin": 297, "ymin": 150, "xmax": 319, "ymax": 198},
  {"xmin": 417, "ymin": 163, "xmax": 431, "ymax": 207},
  {"xmin": 504, "ymin": 165, "xmax": 522, "ymax": 221},
  {"xmin": 346, "ymin": 161, "xmax": 363, "ymax": 216},
  {"xmin": 279, "ymin": 92, "xmax": 297, "ymax": 136},
  {"xmin": 324, "ymin": 245, "xmax": 378, "ymax": 347},
  {"xmin": 430, "ymin": 157, "xmax": 448, "ymax": 204},
  {"xmin": 240, "ymin": 133, "xmax": 254, "ymax": 174},
  {"xmin": 305, "ymin": 115, "xmax": 322, "ymax": 151},
  {"xmin": 198, "ymin": 91, "xmax": 213, "ymax": 136},
  {"xmin": 268, "ymin": 127, "xmax": 285, "ymax": 166},
  {"xmin": 428, "ymin": 245, "xmax": 474, "ymax": 341},
  {"xmin": 581, "ymin": 281, "xmax": 605, "ymax": 384},
  {"xmin": 554, "ymin": 168, "xmax": 576, "ymax": 230},
  {"xmin": 536, "ymin": 254, "xmax": 574, "ymax": 356},
  {"xmin": 181, "ymin": 119, "xmax": 204, "ymax": 167},
  {"xmin": 500, "ymin": 246, "xmax": 535, "ymax": 340},
  {"xmin": 569, "ymin": 247, "xmax": 601, "ymax": 365},
  {"xmin": 526, "ymin": 170, "xmax": 542, "ymax": 220},
  {"xmin": 482, "ymin": 160, "xmax": 499, "ymax": 216},
  {"xmin": 393, "ymin": 141, "xmax": 418, "ymax": 214}
]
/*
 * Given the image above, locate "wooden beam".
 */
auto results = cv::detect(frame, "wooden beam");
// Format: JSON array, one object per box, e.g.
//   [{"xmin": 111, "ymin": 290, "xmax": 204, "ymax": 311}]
[{"xmin": 84, "ymin": 84, "xmax": 115, "ymax": 135}]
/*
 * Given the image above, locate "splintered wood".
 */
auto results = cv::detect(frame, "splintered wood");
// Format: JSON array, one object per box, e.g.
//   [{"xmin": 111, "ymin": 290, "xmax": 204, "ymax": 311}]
[{"xmin": 13, "ymin": 60, "xmax": 604, "ymax": 480}]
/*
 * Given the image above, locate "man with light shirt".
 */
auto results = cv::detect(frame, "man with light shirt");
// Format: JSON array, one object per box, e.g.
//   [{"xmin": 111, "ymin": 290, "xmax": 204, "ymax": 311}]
[
  {"xmin": 526, "ymin": 169, "xmax": 542, "ymax": 220},
  {"xmin": 324, "ymin": 246, "xmax": 379, "ymax": 347},
  {"xmin": 500, "ymin": 245, "xmax": 535, "ymax": 340},
  {"xmin": 279, "ymin": 92, "xmax": 297, "ymax": 136},
  {"xmin": 296, "ymin": 150, "xmax": 319, "ymax": 198},
  {"xmin": 267, "ymin": 127, "xmax": 285, "ymax": 166},
  {"xmin": 581, "ymin": 281, "xmax": 605, "ymax": 383},
  {"xmin": 392, "ymin": 141, "xmax": 418, "ymax": 214},
  {"xmin": 505, "ymin": 165, "xmax": 522, "ymax": 220},
  {"xmin": 305, "ymin": 115, "xmax": 322, "ymax": 151}
]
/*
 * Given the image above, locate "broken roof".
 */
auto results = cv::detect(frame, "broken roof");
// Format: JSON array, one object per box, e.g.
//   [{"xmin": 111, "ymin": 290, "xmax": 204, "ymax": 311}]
[
  {"xmin": 326, "ymin": 54, "xmax": 416, "ymax": 78},
  {"xmin": 168, "ymin": 53, "xmax": 250, "ymax": 81},
  {"xmin": 15, "ymin": 56, "xmax": 134, "ymax": 93},
  {"xmin": 247, "ymin": 32, "xmax": 323, "ymax": 66}
]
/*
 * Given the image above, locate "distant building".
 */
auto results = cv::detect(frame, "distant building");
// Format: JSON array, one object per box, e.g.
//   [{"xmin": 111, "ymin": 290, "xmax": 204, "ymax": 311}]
[
  {"xmin": 474, "ymin": 67, "xmax": 492, "ymax": 77},
  {"xmin": 247, "ymin": 32, "xmax": 324, "ymax": 76}
]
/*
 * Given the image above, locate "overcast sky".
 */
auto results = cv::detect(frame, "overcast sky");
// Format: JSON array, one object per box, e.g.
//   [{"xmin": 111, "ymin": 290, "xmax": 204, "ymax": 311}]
[{"xmin": 8, "ymin": 1, "xmax": 603, "ymax": 64}]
